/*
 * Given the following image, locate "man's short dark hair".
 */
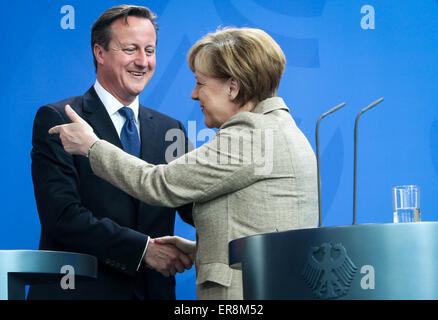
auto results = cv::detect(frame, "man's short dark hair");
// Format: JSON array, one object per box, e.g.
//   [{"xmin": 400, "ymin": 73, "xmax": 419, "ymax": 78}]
[{"xmin": 91, "ymin": 5, "xmax": 158, "ymax": 71}]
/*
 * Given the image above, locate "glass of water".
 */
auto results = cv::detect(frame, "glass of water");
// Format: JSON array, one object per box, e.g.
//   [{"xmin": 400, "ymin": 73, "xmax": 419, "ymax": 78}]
[{"xmin": 392, "ymin": 185, "xmax": 420, "ymax": 223}]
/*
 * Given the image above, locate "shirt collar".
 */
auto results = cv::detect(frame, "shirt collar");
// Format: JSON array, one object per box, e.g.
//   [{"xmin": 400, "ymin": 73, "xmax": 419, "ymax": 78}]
[{"xmin": 93, "ymin": 80, "xmax": 139, "ymax": 119}]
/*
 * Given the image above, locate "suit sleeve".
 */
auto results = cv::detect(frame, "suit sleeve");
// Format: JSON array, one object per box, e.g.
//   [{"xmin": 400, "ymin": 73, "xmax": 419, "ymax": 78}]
[
  {"xmin": 31, "ymin": 105, "xmax": 148, "ymax": 276},
  {"xmin": 89, "ymin": 115, "xmax": 267, "ymax": 208}
]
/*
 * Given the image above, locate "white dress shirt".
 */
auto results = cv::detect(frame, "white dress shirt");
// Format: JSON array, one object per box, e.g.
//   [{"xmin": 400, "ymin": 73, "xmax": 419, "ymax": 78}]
[
  {"xmin": 93, "ymin": 80, "xmax": 148, "ymax": 271},
  {"xmin": 93, "ymin": 80, "xmax": 141, "ymax": 139}
]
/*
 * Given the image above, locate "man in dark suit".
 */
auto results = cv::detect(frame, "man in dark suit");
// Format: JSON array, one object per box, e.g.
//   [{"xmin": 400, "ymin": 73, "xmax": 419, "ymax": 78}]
[{"xmin": 28, "ymin": 5, "xmax": 194, "ymax": 300}]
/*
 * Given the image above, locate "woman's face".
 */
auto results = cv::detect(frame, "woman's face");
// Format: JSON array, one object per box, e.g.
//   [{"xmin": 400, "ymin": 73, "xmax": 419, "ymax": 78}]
[{"xmin": 191, "ymin": 71, "xmax": 240, "ymax": 128}]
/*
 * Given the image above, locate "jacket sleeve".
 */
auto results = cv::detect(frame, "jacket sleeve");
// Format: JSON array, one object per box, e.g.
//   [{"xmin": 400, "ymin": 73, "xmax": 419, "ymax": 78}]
[
  {"xmin": 89, "ymin": 114, "xmax": 268, "ymax": 208},
  {"xmin": 31, "ymin": 105, "xmax": 148, "ymax": 276}
]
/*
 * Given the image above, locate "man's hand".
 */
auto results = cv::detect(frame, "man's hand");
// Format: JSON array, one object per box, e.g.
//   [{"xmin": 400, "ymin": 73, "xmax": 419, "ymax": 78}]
[
  {"xmin": 154, "ymin": 235, "xmax": 196, "ymax": 262},
  {"xmin": 48, "ymin": 104, "xmax": 99, "ymax": 156},
  {"xmin": 144, "ymin": 238, "xmax": 194, "ymax": 277}
]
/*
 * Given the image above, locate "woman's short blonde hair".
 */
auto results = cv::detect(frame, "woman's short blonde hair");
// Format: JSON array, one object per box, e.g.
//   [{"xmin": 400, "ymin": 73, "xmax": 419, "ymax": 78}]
[{"xmin": 188, "ymin": 27, "xmax": 286, "ymax": 106}]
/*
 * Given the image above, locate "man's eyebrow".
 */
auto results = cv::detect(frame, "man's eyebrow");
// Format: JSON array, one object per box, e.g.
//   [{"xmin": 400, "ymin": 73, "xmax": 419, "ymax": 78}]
[{"xmin": 120, "ymin": 42, "xmax": 156, "ymax": 48}]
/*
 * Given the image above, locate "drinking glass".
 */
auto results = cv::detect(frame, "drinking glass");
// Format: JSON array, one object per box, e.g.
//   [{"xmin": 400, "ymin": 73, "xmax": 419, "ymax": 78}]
[{"xmin": 392, "ymin": 185, "xmax": 420, "ymax": 223}]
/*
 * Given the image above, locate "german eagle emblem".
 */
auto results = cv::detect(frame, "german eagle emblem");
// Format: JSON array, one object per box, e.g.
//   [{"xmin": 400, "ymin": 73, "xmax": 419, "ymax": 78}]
[{"xmin": 302, "ymin": 242, "xmax": 357, "ymax": 299}]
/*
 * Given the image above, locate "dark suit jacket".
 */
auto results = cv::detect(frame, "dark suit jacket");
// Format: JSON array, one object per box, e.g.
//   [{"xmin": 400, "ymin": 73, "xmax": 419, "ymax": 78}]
[{"xmin": 28, "ymin": 87, "xmax": 193, "ymax": 300}]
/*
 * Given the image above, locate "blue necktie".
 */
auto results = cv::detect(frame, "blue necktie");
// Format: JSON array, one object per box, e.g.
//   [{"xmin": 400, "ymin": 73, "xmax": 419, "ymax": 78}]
[{"xmin": 119, "ymin": 107, "xmax": 141, "ymax": 157}]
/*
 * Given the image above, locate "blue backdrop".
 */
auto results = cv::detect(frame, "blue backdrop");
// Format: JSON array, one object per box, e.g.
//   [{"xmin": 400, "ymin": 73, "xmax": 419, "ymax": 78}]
[{"xmin": 1, "ymin": 0, "xmax": 437, "ymax": 299}]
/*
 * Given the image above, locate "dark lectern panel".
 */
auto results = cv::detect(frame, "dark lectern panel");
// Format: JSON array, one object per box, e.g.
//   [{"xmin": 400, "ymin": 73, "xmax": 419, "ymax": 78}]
[{"xmin": 229, "ymin": 222, "xmax": 438, "ymax": 299}]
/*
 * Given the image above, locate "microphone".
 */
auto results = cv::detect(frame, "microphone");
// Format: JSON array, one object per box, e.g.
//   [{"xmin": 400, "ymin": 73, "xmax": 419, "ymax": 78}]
[
  {"xmin": 315, "ymin": 102, "xmax": 346, "ymax": 227},
  {"xmin": 353, "ymin": 97, "xmax": 384, "ymax": 225}
]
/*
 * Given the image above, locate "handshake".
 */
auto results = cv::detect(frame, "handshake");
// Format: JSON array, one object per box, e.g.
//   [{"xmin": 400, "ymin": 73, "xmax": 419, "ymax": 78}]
[{"xmin": 143, "ymin": 236, "xmax": 196, "ymax": 277}]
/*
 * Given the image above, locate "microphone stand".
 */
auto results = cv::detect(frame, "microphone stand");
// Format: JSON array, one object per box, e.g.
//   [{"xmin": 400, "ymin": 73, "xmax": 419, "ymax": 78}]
[
  {"xmin": 353, "ymin": 97, "xmax": 384, "ymax": 225},
  {"xmin": 315, "ymin": 102, "xmax": 346, "ymax": 227}
]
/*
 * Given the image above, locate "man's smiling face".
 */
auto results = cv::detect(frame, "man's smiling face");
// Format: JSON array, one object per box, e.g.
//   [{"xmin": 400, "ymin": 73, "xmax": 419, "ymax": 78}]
[{"xmin": 94, "ymin": 16, "xmax": 156, "ymax": 105}]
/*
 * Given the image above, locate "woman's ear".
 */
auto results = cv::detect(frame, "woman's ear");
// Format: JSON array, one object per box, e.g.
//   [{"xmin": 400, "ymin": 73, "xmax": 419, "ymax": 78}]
[{"xmin": 228, "ymin": 78, "xmax": 240, "ymax": 101}]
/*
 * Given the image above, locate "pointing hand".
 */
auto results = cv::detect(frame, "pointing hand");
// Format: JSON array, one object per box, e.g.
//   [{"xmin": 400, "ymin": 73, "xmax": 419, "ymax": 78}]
[{"xmin": 49, "ymin": 104, "xmax": 99, "ymax": 156}]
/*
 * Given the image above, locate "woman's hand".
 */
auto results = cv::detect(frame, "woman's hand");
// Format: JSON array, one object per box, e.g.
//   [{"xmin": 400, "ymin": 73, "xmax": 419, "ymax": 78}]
[
  {"xmin": 49, "ymin": 104, "xmax": 99, "ymax": 156},
  {"xmin": 154, "ymin": 236, "xmax": 196, "ymax": 262}
]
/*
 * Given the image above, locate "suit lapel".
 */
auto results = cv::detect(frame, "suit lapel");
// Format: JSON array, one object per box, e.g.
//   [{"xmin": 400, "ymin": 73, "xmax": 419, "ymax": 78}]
[
  {"xmin": 137, "ymin": 105, "xmax": 160, "ymax": 215},
  {"xmin": 81, "ymin": 87, "xmax": 161, "ymax": 163},
  {"xmin": 81, "ymin": 87, "xmax": 123, "ymax": 149},
  {"xmin": 138, "ymin": 105, "xmax": 160, "ymax": 164}
]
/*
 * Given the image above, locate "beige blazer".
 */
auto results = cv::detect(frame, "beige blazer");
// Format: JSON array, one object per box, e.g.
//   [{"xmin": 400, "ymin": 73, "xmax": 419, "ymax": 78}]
[{"xmin": 89, "ymin": 97, "xmax": 318, "ymax": 293}]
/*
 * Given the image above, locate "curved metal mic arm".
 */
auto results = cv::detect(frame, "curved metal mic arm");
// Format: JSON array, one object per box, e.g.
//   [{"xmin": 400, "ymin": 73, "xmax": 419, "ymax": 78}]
[
  {"xmin": 315, "ymin": 102, "xmax": 346, "ymax": 227},
  {"xmin": 353, "ymin": 97, "xmax": 384, "ymax": 225}
]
